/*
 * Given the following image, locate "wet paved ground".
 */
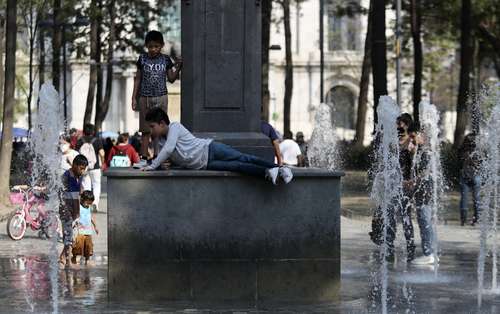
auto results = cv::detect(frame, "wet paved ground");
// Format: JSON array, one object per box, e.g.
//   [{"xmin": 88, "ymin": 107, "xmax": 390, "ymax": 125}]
[
  {"xmin": 340, "ymin": 217, "xmax": 500, "ymax": 313},
  {"xmin": 0, "ymin": 179, "xmax": 499, "ymax": 313}
]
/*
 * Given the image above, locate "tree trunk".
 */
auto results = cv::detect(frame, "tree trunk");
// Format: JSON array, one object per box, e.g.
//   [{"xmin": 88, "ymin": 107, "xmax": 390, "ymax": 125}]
[
  {"xmin": 493, "ymin": 57, "xmax": 500, "ymax": 79},
  {"xmin": 410, "ymin": 0, "xmax": 422, "ymax": 125},
  {"xmin": 0, "ymin": 0, "xmax": 17, "ymax": 213},
  {"xmin": 478, "ymin": 25, "xmax": 500, "ymax": 65},
  {"xmin": 353, "ymin": 0, "xmax": 373, "ymax": 147},
  {"xmin": 27, "ymin": 0, "xmax": 35, "ymax": 130},
  {"xmin": 454, "ymin": 0, "xmax": 472, "ymax": 148},
  {"xmin": 470, "ymin": 39, "xmax": 481, "ymax": 134},
  {"xmin": 95, "ymin": 0, "xmax": 115, "ymax": 132},
  {"xmin": 38, "ymin": 27, "xmax": 45, "ymax": 103},
  {"xmin": 84, "ymin": 0, "xmax": 99, "ymax": 127},
  {"xmin": 371, "ymin": 0, "xmax": 387, "ymax": 127},
  {"xmin": 282, "ymin": 0, "xmax": 293, "ymax": 136},
  {"xmin": 52, "ymin": 0, "xmax": 62, "ymax": 91},
  {"xmin": 261, "ymin": 0, "xmax": 272, "ymax": 122},
  {"xmin": 0, "ymin": 16, "xmax": 5, "ymax": 115},
  {"xmin": 95, "ymin": 0, "xmax": 103, "ymax": 127}
]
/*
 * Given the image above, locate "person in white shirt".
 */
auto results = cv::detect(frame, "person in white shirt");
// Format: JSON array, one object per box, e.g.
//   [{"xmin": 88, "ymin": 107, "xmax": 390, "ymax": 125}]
[
  {"xmin": 60, "ymin": 137, "xmax": 80, "ymax": 171},
  {"xmin": 279, "ymin": 131, "xmax": 304, "ymax": 167},
  {"xmin": 140, "ymin": 108, "xmax": 294, "ymax": 185}
]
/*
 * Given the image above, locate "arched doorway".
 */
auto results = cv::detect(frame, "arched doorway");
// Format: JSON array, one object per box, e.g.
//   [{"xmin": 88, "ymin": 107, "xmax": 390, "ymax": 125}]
[{"xmin": 325, "ymin": 85, "xmax": 356, "ymax": 130}]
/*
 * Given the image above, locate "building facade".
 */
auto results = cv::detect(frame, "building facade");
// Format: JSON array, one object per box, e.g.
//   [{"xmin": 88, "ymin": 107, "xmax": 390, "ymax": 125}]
[{"xmin": 14, "ymin": 0, "xmax": 497, "ymax": 144}]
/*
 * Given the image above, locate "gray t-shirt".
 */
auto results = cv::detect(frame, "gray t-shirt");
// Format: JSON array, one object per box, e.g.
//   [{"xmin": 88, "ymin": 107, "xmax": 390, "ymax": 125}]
[
  {"xmin": 136, "ymin": 53, "xmax": 174, "ymax": 97},
  {"xmin": 150, "ymin": 122, "xmax": 213, "ymax": 170}
]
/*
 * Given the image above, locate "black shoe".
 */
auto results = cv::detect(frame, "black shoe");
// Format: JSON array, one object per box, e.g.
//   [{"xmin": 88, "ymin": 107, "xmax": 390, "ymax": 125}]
[
  {"xmin": 460, "ymin": 211, "xmax": 467, "ymax": 226},
  {"xmin": 471, "ymin": 216, "xmax": 478, "ymax": 226}
]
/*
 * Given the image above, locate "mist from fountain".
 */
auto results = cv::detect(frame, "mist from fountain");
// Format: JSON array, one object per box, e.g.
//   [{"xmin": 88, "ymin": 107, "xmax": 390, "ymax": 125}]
[
  {"xmin": 370, "ymin": 96, "xmax": 403, "ymax": 314},
  {"xmin": 28, "ymin": 82, "xmax": 65, "ymax": 313},
  {"xmin": 308, "ymin": 103, "xmax": 339, "ymax": 170},
  {"xmin": 416, "ymin": 101, "xmax": 445, "ymax": 272},
  {"xmin": 476, "ymin": 84, "xmax": 500, "ymax": 308}
]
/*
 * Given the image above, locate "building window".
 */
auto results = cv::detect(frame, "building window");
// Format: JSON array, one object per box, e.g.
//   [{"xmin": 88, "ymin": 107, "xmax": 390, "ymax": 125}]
[
  {"xmin": 346, "ymin": 16, "xmax": 358, "ymax": 50},
  {"xmin": 328, "ymin": 8, "xmax": 343, "ymax": 51},
  {"xmin": 327, "ymin": 1, "xmax": 360, "ymax": 51},
  {"xmin": 325, "ymin": 86, "xmax": 356, "ymax": 130}
]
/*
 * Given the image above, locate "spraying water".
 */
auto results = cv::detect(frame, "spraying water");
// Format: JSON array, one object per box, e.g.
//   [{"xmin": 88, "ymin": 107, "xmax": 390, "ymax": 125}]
[
  {"xmin": 476, "ymin": 84, "xmax": 500, "ymax": 307},
  {"xmin": 416, "ymin": 101, "xmax": 444, "ymax": 272},
  {"xmin": 370, "ymin": 96, "xmax": 403, "ymax": 314},
  {"xmin": 308, "ymin": 103, "xmax": 339, "ymax": 170},
  {"xmin": 28, "ymin": 82, "xmax": 65, "ymax": 313}
]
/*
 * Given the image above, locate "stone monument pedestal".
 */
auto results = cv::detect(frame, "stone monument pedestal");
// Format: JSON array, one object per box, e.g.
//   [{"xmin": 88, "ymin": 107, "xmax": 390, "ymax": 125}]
[
  {"xmin": 106, "ymin": 168, "xmax": 342, "ymax": 304},
  {"xmin": 181, "ymin": 0, "xmax": 274, "ymax": 161},
  {"xmin": 105, "ymin": 0, "xmax": 343, "ymax": 306}
]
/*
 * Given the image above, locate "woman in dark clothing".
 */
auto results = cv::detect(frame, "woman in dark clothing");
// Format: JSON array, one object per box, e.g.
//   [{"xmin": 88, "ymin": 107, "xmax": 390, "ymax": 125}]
[{"xmin": 459, "ymin": 133, "xmax": 482, "ymax": 226}]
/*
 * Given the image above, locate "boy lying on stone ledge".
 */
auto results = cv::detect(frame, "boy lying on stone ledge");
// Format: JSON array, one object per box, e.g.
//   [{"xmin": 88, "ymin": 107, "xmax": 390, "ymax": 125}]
[{"xmin": 139, "ymin": 107, "xmax": 293, "ymax": 185}]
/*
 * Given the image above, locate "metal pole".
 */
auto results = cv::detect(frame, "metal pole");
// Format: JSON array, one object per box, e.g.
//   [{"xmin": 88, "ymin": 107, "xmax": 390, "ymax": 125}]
[
  {"xmin": 395, "ymin": 0, "xmax": 402, "ymax": 106},
  {"xmin": 319, "ymin": 0, "xmax": 324, "ymax": 103},
  {"xmin": 62, "ymin": 25, "xmax": 67, "ymax": 123}
]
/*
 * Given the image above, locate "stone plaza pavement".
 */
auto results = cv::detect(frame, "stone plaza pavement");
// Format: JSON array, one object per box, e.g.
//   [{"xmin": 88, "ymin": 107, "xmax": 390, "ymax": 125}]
[{"xmin": 0, "ymin": 176, "xmax": 499, "ymax": 313}]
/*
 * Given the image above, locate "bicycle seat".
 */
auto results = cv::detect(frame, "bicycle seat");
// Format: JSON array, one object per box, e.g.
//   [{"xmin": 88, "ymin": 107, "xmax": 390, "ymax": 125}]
[{"xmin": 12, "ymin": 185, "xmax": 29, "ymax": 191}]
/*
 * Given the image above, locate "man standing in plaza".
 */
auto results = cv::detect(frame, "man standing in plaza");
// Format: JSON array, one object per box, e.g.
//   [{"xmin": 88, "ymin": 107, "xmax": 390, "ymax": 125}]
[{"xmin": 280, "ymin": 131, "xmax": 304, "ymax": 167}]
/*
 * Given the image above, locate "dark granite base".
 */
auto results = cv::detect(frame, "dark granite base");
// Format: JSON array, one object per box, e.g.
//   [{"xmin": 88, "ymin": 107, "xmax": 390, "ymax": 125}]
[
  {"xmin": 105, "ymin": 168, "xmax": 343, "ymax": 304},
  {"xmin": 108, "ymin": 259, "xmax": 340, "ymax": 303}
]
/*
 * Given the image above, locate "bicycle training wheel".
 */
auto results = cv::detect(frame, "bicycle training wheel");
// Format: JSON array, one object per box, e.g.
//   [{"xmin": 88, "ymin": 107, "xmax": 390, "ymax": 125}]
[{"xmin": 7, "ymin": 212, "xmax": 26, "ymax": 240}]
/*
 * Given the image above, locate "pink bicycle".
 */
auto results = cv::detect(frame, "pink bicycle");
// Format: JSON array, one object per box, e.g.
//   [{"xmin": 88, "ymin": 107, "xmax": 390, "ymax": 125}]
[{"xmin": 6, "ymin": 185, "xmax": 62, "ymax": 241}]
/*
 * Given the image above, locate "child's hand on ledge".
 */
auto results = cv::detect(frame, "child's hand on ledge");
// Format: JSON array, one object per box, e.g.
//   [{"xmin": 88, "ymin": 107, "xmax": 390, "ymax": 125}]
[
  {"xmin": 141, "ymin": 165, "xmax": 154, "ymax": 172},
  {"xmin": 160, "ymin": 160, "xmax": 171, "ymax": 170}
]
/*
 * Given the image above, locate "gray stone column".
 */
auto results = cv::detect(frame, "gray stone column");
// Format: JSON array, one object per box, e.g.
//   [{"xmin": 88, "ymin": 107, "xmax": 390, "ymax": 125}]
[{"xmin": 181, "ymin": 0, "xmax": 273, "ymax": 160}]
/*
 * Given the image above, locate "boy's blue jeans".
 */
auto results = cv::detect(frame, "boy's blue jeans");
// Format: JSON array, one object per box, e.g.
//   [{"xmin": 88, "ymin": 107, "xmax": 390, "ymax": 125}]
[
  {"xmin": 416, "ymin": 205, "xmax": 433, "ymax": 256},
  {"xmin": 206, "ymin": 142, "xmax": 277, "ymax": 177},
  {"xmin": 459, "ymin": 175, "xmax": 481, "ymax": 222}
]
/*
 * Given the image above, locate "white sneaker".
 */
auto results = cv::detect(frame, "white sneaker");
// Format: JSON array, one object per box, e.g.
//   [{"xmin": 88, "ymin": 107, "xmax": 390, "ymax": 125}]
[
  {"xmin": 411, "ymin": 254, "xmax": 438, "ymax": 265},
  {"xmin": 265, "ymin": 167, "xmax": 280, "ymax": 185},
  {"xmin": 279, "ymin": 166, "xmax": 293, "ymax": 184},
  {"xmin": 133, "ymin": 159, "xmax": 148, "ymax": 169}
]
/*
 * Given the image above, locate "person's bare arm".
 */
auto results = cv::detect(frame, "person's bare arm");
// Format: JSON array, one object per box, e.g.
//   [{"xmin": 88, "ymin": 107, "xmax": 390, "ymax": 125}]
[
  {"xmin": 167, "ymin": 69, "xmax": 179, "ymax": 83},
  {"xmin": 143, "ymin": 125, "xmax": 178, "ymax": 171},
  {"xmin": 272, "ymin": 140, "xmax": 283, "ymax": 166},
  {"xmin": 99, "ymin": 149, "xmax": 105, "ymax": 169},
  {"xmin": 91, "ymin": 213, "xmax": 98, "ymax": 235},
  {"xmin": 167, "ymin": 57, "xmax": 183, "ymax": 83},
  {"xmin": 132, "ymin": 70, "xmax": 141, "ymax": 110}
]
